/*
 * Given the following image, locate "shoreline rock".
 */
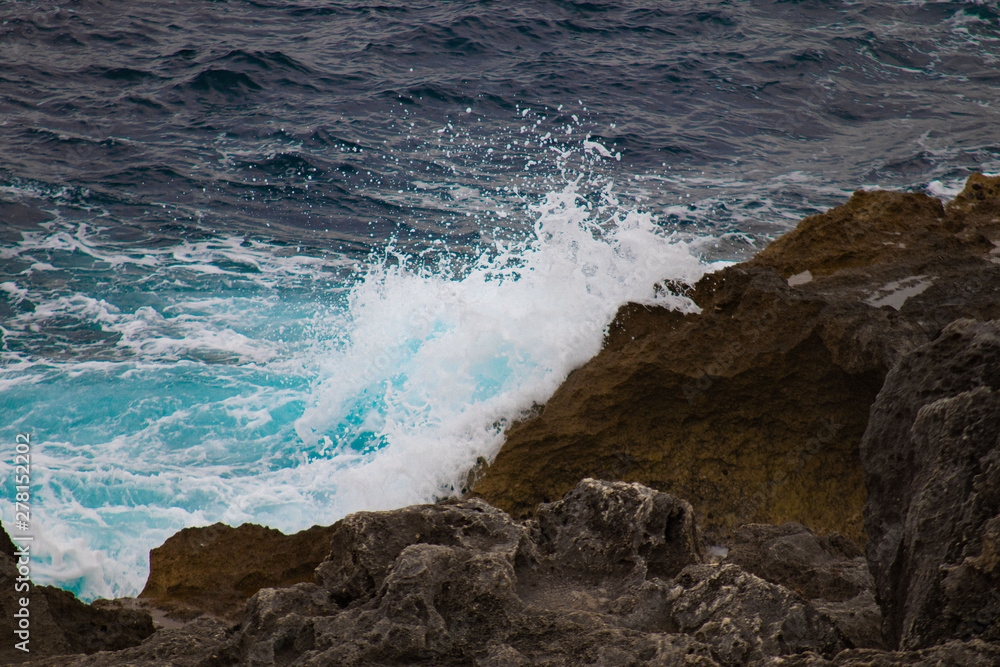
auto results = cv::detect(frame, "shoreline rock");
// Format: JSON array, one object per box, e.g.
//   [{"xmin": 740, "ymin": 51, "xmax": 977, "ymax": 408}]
[
  {"xmin": 6, "ymin": 174, "xmax": 1000, "ymax": 665},
  {"xmin": 470, "ymin": 175, "xmax": 1000, "ymax": 546},
  {"xmin": 137, "ymin": 522, "xmax": 341, "ymax": 622},
  {"xmin": 8, "ymin": 476, "xmax": 996, "ymax": 666},
  {"xmin": 0, "ymin": 523, "xmax": 155, "ymax": 665},
  {"xmin": 861, "ymin": 318, "xmax": 1000, "ymax": 650}
]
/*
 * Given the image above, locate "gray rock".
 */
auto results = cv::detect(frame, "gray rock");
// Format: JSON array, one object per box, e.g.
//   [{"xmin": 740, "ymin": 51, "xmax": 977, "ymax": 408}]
[
  {"xmin": 223, "ymin": 480, "xmax": 718, "ymax": 666},
  {"xmin": 725, "ymin": 522, "xmax": 883, "ymax": 649},
  {"xmin": 860, "ymin": 319, "xmax": 1000, "ymax": 649},
  {"xmin": 531, "ymin": 478, "xmax": 703, "ymax": 584},
  {"xmin": 21, "ymin": 617, "xmax": 232, "ymax": 667},
  {"xmin": 666, "ymin": 563, "xmax": 846, "ymax": 665},
  {"xmin": 314, "ymin": 496, "xmax": 528, "ymax": 607}
]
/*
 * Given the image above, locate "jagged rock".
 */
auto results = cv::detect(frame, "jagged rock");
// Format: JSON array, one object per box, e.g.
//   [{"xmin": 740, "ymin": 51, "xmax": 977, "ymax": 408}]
[
  {"xmin": 860, "ymin": 319, "xmax": 1000, "ymax": 650},
  {"xmin": 529, "ymin": 479, "xmax": 703, "ymax": 584},
  {"xmin": 0, "ymin": 521, "xmax": 156, "ymax": 665},
  {"xmin": 757, "ymin": 638, "xmax": 1000, "ymax": 666},
  {"xmin": 138, "ymin": 522, "xmax": 339, "ymax": 620},
  {"xmin": 223, "ymin": 480, "xmax": 717, "ymax": 666},
  {"xmin": 472, "ymin": 174, "xmax": 1000, "ymax": 545},
  {"xmin": 666, "ymin": 563, "xmax": 846, "ymax": 664},
  {"xmin": 314, "ymin": 495, "xmax": 528, "ymax": 607},
  {"xmin": 725, "ymin": 522, "xmax": 882, "ymax": 649},
  {"xmin": 22, "ymin": 176, "xmax": 1000, "ymax": 665},
  {"xmin": 21, "ymin": 617, "xmax": 232, "ymax": 667}
]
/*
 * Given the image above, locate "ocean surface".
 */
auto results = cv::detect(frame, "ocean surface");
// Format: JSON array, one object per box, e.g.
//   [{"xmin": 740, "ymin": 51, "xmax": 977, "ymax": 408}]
[{"xmin": 2, "ymin": 0, "xmax": 998, "ymax": 601}]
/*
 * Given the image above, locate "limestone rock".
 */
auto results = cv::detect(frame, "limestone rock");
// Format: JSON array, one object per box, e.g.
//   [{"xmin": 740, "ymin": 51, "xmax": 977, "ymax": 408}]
[
  {"xmin": 138, "ymin": 521, "xmax": 339, "ymax": 620},
  {"xmin": 21, "ymin": 617, "xmax": 232, "ymax": 667},
  {"xmin": 860, "ymin": 319, "xmax": 1000, "ymax": 650},
  {"xmin": 472, "ymin": 174, "xmax": 1000, "ymax": 545},
  {"xmin": 21, "ymin": 175, "xmax": 1000, "ymax": 666},
  {"xmin": 217, "ymin": 480, "xmax": 721, "ymax": 666},
  {"xmin": 210, "ymin": 480, "xmax": 860, "ymax": 666},
  {"xmin": 757, "ymin": 639, "xmax": 1000, "ymax": 666},
  {"xmin": 725, "ymin": 522, "xmax": 882, "ymax": 649},
  {"xmin": 313, "ymin": 496, "xmax": 528, "ymax": 608},
  {"xmin": 530, "ymin": 478, "xmax": 702, "ymax": 584},
  {"xmin": 666, "ymin": 563, "xmax": 846, "ymax": 664},
  {"xmin": 0, "ymin": 521, "xmax": 155, "ymax": 665}
]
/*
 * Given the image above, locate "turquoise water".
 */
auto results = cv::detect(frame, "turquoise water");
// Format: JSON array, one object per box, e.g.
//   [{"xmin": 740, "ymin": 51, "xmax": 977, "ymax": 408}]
[{"xmin": 2, "ymin": 0, "xmax": 999, "ymax": 600}]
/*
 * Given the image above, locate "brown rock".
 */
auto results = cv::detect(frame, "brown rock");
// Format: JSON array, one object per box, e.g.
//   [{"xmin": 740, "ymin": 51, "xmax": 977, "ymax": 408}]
[
  {"xmin": 0, "ymin": 521, "xmax": 155, "ymax": 665},
  {"xmin": 138, "ymin": 522, "xmax": 338, "ymax": 621},
  {"xmin": 747, "ymin": 190, "xmax": 950, "ymax": 278},
  {"xmin": 758, "ymin": 639, "xmax": 1000, "ymax": 666},
  {"xmin": 471, "ymin": 174, "xmax": 1000, "ymax": 546}
]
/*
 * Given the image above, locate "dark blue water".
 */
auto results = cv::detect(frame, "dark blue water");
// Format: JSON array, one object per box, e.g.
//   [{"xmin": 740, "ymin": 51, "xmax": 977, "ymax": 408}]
[{"xmin": 2, "ymin": 0, "xmax": 999, "ymax": 599}]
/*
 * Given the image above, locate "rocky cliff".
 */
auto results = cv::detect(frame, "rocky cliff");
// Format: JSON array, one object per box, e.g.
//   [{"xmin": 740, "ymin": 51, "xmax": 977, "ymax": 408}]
[
  {"xmin": 472, "ymin": 174, "xmax": 1000, "ymax": 545},
  {"xmin": 3, "ymin": 174, "xmax": 999, "ymax": 666}
]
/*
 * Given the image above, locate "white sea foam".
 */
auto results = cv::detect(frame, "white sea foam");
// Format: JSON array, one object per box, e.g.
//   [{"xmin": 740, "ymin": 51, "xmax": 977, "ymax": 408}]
[
  {"xmin": 294, "ymin": 182, "xmax": 717, "ymax": 513},
  {"xmin": 2, "ymin": 178, "xmax": 722, "ymax": 601},
  {"xmin": 926, "ymin": 179, "xmax": 966, "ymax": 200}
]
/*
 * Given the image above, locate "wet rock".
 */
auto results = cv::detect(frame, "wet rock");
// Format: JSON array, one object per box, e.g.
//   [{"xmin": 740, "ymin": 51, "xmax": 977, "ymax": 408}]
[
  {"xmin": 725, "ymin": 522, "xmax": 882, "ymax": 649},
  {"xmin": 138, "ymin": 521, "xmax": 339, "ymax": 621},
  {"xmin": 0, "ymin": 521, "xmax": 156, "ymax": 665},
  {"xmin": 22, "ymin": 175, "xmax": 1000, "ymax": 666},
  {"xmin": 860, "ymin": 319, "xmax": 1000, "ymax": 650},
  {"xmin": 472, "ymin": 174, "xmax": 1000, "ymax": 545}
]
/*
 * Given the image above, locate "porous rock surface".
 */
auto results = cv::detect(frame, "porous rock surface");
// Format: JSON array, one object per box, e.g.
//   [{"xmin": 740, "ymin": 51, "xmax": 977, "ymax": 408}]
[
  {"xmin": 16, "ymin": 477, "xmax": 1000, "ymax": 666},
  {"xmin": 725, "ymin": 522, "xmax": 882, "ymax": 650},
  {"xmin": 138, "ymin": 522, "xmax": 340, "ymax": 621},
  {"xmin": 472, "ymin": 174, "xmax": 1000, "ymax": 544},
  {"xmin": 861, "ymin": 318, "xmax": 1000, "ymax": 650},
  {"xmin": 20, "ymin": 479, "xmax": 878, "ymax": 667},
  {"xmin": 757, "ymin": 639, "xmax": 1000, "ymax": 666},
  {"xmin": 226, "ymin": 479, "xmax": 728, "ymax": 666}
]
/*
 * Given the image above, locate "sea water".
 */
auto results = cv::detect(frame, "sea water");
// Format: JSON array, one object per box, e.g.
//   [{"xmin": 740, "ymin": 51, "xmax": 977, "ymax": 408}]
[{"xmin": 1, "ymin": 0, "xmax": 999, "ymax": 600}]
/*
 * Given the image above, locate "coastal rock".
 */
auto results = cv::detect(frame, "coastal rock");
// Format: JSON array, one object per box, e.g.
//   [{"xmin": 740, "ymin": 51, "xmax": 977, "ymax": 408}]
[
  {"xmin": 725, "ymin": 523, "xmax": 882, "ymax": 649},
  {"xmin": 138, "ymin": 522, "xmax": 339, "ymax": 620},
  {"xmin": 314, "ymin": 495, "xmax": 528, "ymax": 607},
  {"xmin": 0, "ymin": 521, "xmax": 155, "ymax": 665},
  {"xmin": 530, "ymin": 478, "xmax": 702, "ymax": 584},
  {"xmin": 224, "ymin": 479, "xmax": 719, "ymax": 666},
  {"xmin": 472, "ymin": 174, "xmax": 1000, "ymax": 545},
  {"xmin": 18, "ymin": 175, "xmax": 1000, "ymax": 666},
  {"xmin": 20, "ymin": 617, "xmax": 232, "ymax": 667},
  {"xmin": 667, "ymin": 563, "xmax": 846, "ymax": 664},
  {"xmin": 860, "ymin": 319, "xmax": 1000, "ymax": 650},
  {"xmin": 17, "ymin": 479, "xmax": 992, "ymax": 666},
  {"xmin": 756, "ymin": 639, "xmax": 1000, "ymax": 666}
]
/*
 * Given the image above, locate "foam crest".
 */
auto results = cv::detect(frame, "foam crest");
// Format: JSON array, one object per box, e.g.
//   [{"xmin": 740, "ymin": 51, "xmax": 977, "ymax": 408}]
[
  {"xmin": 3, "ymin": 178, "xmax": 721, "ymax": 602},
  {"xmin": 293, "ymin": 181, "xmax": 718, "ymax": 513}
]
